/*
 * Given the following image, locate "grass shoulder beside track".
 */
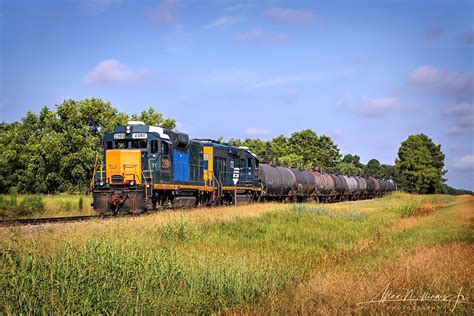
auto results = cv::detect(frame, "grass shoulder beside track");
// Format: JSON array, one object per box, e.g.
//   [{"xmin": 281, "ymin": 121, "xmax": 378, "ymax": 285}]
[{"xmin": 1, "ymin": 193, "xmax": 472, "ymax": 314}]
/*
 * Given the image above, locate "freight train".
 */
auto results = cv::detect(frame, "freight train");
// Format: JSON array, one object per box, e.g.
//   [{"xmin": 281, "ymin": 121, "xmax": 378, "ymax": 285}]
[{"xmin": 92, "ymin": 121, "xmax": 395, "ymax": 214}]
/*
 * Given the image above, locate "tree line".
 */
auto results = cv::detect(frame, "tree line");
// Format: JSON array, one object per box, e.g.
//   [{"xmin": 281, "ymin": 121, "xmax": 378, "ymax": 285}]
[
  {"xmin": 226, "ymin": 131, "xmax": 398, "ymax": 181},
  {"xmin": 0, "ymin": 99, "xmax": 175, "ymax": 194},
  {"xmin": 0, "ymin": 98, "xmax": 469, "ymax": 195}
]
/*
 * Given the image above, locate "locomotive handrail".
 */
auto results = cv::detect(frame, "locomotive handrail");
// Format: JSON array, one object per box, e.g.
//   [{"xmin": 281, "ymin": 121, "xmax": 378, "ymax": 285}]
[{"xmin": 90, "ymin": 152, "xmax": 99, "ymax": 192}]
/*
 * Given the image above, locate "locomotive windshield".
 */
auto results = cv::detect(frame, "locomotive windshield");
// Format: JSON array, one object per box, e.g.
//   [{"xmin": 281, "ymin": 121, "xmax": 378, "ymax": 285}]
[{"xmin": 108, "ymin": 139, "xmax": 148, "ymax": 150}]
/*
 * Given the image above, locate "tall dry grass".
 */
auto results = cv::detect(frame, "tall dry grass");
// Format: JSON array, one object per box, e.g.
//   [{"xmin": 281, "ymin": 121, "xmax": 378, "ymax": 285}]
[{"xmin": 1, "ymin": 193, "xmax": 472, "ymax": 314}]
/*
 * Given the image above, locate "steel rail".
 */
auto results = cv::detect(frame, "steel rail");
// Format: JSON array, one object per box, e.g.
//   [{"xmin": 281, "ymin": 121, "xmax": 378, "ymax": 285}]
[{"xmin": 0, "ymin": 214, "xmax": 134, "ymax": 227}]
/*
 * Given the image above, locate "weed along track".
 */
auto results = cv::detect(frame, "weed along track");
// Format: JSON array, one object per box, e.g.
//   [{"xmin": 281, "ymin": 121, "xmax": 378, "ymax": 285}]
[
  {"xmin": 1, "ymin": 193, "xmax": 472, "ymax": 314},
  {"xmin": 0, "ymin": 214, "xmax": 142, "ymax": 227},
  {"xmin": 0, "ymin": 195, "xmax": 384, "ymax": 227}
]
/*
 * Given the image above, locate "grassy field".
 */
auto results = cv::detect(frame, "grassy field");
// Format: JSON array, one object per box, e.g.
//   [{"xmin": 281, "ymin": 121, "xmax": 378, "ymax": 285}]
[
  {"xmin": 1, "ymin": 192, "xmax": 472, "ymax": 314},
  {"xmin": 0, "ymin": 194, "xmax": 94, "ymax": 218}
]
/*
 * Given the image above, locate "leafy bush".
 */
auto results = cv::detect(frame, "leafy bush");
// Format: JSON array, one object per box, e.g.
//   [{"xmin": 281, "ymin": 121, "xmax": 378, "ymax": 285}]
[
  {"xmin": 17, "ymin": 196, "xmax": 45, "ymax": 216},
  {"xmin": 0, "ymin": 195, "xmax": 45, "ymax": 218}
]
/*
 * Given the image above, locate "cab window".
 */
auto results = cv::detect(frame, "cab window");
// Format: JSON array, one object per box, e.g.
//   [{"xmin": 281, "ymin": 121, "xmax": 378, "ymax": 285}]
[
  {"xmin": 151, "ymin": 140, "xmax": 158, "ymax": 154},
  {"xmin": 114, "ymin": 140, "xmax": 128, "ymax": 149},
  {"xmin": 131, "ymin": 140, "xmax": 147, "ymax": 149},
  {"xmin": 161, "ymin": 142, "xmax": 170, "ymax": 156}
]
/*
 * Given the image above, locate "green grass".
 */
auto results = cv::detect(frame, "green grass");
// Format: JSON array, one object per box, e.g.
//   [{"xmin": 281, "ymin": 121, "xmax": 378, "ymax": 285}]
[
  {"xmin": 0, "ymin": 194, "xmax": 93, "ymax": 219},
  {"xmin": 1, "ymin": 193, "xmax": 472, "ymax": 314}
]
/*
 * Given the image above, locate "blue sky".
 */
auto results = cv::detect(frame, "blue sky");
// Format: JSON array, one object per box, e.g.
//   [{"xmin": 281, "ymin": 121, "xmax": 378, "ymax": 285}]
[{"xmin": 1, "ymin": 0, "xmax": 473, "ymax": 190}]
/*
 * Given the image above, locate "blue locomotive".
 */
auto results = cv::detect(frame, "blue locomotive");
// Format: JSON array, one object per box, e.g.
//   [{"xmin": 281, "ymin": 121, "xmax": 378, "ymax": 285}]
[{"xmin": 92, "ymin": 121, "xmax": 261, "ymax": 214}]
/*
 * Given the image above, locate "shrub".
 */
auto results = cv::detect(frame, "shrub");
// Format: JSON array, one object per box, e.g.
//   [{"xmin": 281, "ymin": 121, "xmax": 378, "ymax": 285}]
[
  {"xmin": 78, "ymin": 196, "xmax": 84, "ymax": 213},
  {"xmin": 17, "ymin": 196, "xmax": 45, "ymax": 216},
  {"xmin": 0, "ymin": 193, "xmax": 23, "ymax": 218}
]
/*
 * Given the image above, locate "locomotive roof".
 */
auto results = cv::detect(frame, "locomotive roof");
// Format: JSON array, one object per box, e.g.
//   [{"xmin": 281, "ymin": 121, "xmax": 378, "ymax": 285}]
[
  {"xmin": 111, "ymin": 121, "xmax": 172, "ymax": 140},
  {"xmin": 193, "ymin": 139, "xmax": 258, "ymax": 159}
]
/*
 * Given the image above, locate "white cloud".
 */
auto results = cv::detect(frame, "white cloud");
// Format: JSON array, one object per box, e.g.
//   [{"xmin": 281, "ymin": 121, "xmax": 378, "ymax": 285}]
[
  {"xmin": 145, "ymin": 0, "xmax": 179, "ymax": 25},
  {"xmin": 410, "ymin": 65, "xmax": 473, "ymax": 101},
  {"xmin": 234, "ymin": 29, "xmax": 288, "ymax": 44},
  {"xmin": 444, "ymin": 103, "xmax": 473, "ymax": 115},
  {"xmin": 247, "ymin": 75, "xmax": 305, "ymax": 89},
  {"xmin": 205, "ymin": 69, "xmax": 352, "ymax": 90},
  {"xmin": 263, "ymin": 7, "xmax": 315, "ymax": 24},
  {"xmin": 357, "ymin": 97, "xmax": 400, "ymax": 117},
  {"xmin": 453, "ymin": 155, "xmax": 474, "ymax": 171},
  {"xmin": 205, "ymin": 16, "xmax": 240, "ymax": 29},
  {"xmin": 244, "ymin": 127, "xmax": 272, "ymax": 136},
  {"xmin": 444, "ymin": 103, "xmax": 474, "ymax": 135},
  {"xmin": 83, "ymin": 59, "xmax": 153, "ymax": 85}
]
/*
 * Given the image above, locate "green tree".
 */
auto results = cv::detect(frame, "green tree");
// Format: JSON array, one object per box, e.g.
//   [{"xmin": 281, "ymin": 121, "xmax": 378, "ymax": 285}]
[
  {"xmin": 365, "ymin": 159, "xmax": 382, "ymax": 178},
  {"xmin": 342, "ymin": 154, "xmax": 363, "ymax": 169},
  {"xmin": 395, "ymin": 134, "xmax": 446, "ymax": 194},
  {"xmin": 380, "ymin": 164, "xmax": 398, "ymax": 181},
  {"xmin": 0, "ymin": 99, "xmax": 175, "ymax": 194},
  {"xmin": 337, "ymin": 162, "xmax": 362, "ymax": 176},
  {"xmin": 340, "ymin": 154, "xmax": 363, "ymax": 175},
  {"xmin": 278, "ymin": 153, "xmax": 304, "ymax": 168},
  {"xmin": 228, "ymin": 129, "xmax": 341, "ymax": 171}
]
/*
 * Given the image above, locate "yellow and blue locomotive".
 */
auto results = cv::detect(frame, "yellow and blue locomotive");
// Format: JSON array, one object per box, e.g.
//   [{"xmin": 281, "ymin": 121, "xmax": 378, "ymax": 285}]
[{"xmin": 92, "ymin": 121, "xmax": 261, "ymax": 214}]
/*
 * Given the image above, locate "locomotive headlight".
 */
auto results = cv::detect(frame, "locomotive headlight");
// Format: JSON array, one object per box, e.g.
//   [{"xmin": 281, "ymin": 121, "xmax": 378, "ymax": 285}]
[
  {"xmin": 129, "ymin": 180, "xmax": 136, "ymax": 186},
  {"xmin": 99, "ymin": 181, "xmax": 105, "ymax": 187}
]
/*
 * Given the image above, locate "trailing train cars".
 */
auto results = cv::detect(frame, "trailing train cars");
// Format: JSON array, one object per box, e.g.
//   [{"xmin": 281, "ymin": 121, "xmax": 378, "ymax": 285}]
[
  {"xmin": 258, "ymin": 164, "xmax": 395, "ymax": 202},
  {"xmin": 92, "ymin": 121, "xmax": 395, "ymax": 214}
]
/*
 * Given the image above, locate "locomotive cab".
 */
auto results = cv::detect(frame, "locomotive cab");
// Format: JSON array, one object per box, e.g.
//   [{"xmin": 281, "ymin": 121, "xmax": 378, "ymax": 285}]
[{"xmin": 93, "ymin": 121, "xmax": 171, "ymax": 214}]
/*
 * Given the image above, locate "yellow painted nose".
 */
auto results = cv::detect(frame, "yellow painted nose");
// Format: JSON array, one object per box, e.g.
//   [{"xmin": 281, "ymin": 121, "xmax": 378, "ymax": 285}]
[{"xmin": 106, "ymin": 149, "xmax": 142, "ymax": 184}]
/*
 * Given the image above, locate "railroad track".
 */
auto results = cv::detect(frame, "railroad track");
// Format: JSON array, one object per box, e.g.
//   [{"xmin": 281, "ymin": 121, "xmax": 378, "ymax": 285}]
[{"xmin": 0, "ymin": 214, "xmax": 129, "ymax": 227}]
